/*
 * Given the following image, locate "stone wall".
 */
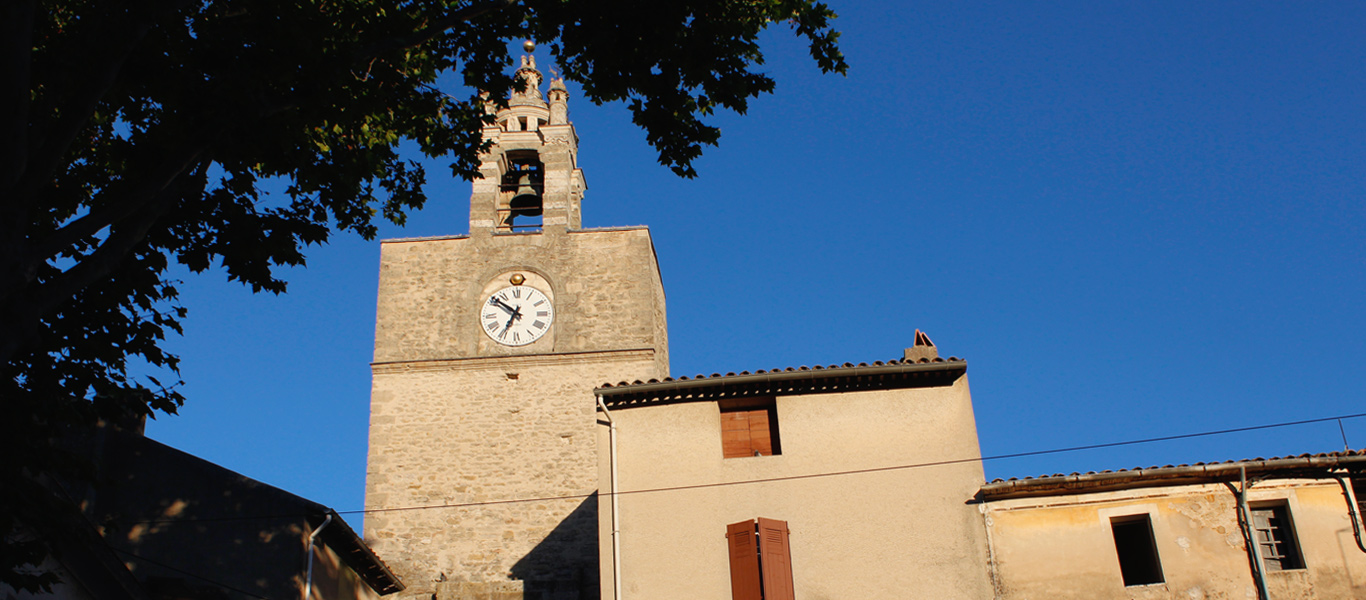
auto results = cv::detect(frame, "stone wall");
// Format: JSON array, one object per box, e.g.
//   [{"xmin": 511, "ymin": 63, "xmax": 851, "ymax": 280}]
[{"xmin": 365, "ymin": 227, "xmax": 668, "ymax": 600}]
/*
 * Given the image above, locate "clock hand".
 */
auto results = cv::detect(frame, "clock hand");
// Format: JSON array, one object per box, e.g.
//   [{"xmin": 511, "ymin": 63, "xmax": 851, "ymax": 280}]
[
  {"xmin": 489, "ymin": 297, "xmax": 518, "ymax": 315},
  {"xmin": 504, "ymin": 306, "xmax": 523, "ymax": 330}
]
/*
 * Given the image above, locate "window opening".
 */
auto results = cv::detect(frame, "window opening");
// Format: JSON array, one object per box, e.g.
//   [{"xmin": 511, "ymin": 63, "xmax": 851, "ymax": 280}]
[
  {"xmin": 498, "ymin": 154, "xmax": 543, "ymax": 231},
  {"xmin": 1251, "ymin": 504, "xmax": 1305, "ymax": 571},
  {"xmin": 518, "ymin": 116, "xmax": 529, "ymax": 131},
  {"xmin": 726, "ymin": 518, "xmax": 794, "ymax": 600},
  {"xmin": 720, "ymin": 398, "xmax": 780, "ymax": 458},
  {"xmin": 1111, "ymin": 514, "xmax": 1164, "ymax": 586}
]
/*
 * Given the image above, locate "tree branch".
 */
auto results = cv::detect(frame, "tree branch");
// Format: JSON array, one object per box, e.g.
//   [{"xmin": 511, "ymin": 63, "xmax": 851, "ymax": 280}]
[
  {"xmin": 359, "ymin": 0, "xmax": 519, "ymax": 62},
  {"xmin": 29, "ymin": 133, "xmax": 214, "ymax": 278},
  {"xmin": 0, "ymin": 0, "xmax": 35, "ymax": 194},
  {"xmin": 0, "ymin": 156, "xmax": 207, "ymax": 365},
  {"xmin": 8, "ymin": 16, "xmax": 157, "ymax": 223}
]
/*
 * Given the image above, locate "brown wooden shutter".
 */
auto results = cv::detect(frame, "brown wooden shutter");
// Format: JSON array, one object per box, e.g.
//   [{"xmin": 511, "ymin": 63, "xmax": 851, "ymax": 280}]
[
  {"xmin": 757, "ymin": 518, "xmax": 795, "ymax": 600},
  {"xmin": 727, "ymin": 520, "xmax": 762, "ymax": 600},
  {"xmin": 722, "ymin": 411, "xmax": 755, "ymax": 458},
  {"xmin": 747, "ymin": 409, "xmax": 773, "ymax": 456}
]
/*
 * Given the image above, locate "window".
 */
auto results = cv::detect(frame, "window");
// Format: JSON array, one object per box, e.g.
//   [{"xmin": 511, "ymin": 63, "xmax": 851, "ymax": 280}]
[
  {"xmin": 726, "ymin": 518, "xmax": 794, "ymax": 600},
  {"xmin": 720, "ymin": 399, "xmax": 780, "ymax": 458},
  {"xmin": 1251, "ymin": 504, "xmax": 1305, "ymax": 571},
  {"xmin": 1111, "ymin": 514, "xmax": 1164, "ymax": 586}
]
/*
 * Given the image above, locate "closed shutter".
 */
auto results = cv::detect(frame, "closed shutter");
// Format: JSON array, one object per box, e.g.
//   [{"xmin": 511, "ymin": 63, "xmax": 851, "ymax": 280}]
[
  {"xmin": 727, "ymin": 520, "xmax": 762, "ymax": 600},
  {"xmin": 757, "ymin": 518, "xmax": 795, "ymax": 600},
  {"xmin": 747, "ymin": 410, "xmax": 773, "ymax": 456},
  {"xmin": 722, "ymin": 408, "xmax": 775, "ymax": 457},
  {"xmin": 1251, "ymin": 509, "xmax": 1283, "ymax": 570},
  {"xmin": 722, "ymin": 412, "xmax": 756, "ymax": 458}
]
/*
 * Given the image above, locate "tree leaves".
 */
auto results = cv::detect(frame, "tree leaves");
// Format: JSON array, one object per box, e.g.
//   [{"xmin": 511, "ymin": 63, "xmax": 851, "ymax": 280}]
[{"xmin": 0, "ymin": 0, "xmax": 844, "ymax": 590}]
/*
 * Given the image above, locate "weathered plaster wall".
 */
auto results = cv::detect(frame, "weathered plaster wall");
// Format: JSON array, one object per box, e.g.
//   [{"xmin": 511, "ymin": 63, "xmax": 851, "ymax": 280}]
[
  {"xmin": 983, "ymin": 480, "xmax": 1366, "ymax": 599},
  {"xmin": 598, "ymin": 375, "xmax": 993, "ymax": 600}
]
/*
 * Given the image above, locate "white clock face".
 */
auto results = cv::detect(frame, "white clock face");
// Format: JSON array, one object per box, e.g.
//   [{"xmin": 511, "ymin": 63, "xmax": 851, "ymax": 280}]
[{"xmin": 480, "ymin": 285, "xmax": 554, "ymax": 346}]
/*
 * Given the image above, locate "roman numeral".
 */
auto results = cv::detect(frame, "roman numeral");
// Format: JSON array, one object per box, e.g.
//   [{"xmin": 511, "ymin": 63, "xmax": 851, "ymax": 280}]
[
  {"xmin": 485, "ymin": 321, "xmax": 498, "ymax": 331},
  {"xmin": 536, "ymin": 311, "xmax": 549, "ymax": 317},
  {"xmin": 484, "ymin": 313, "xmax": 496, "ymax": 319},
  {"xmin": 498, "ymin": 328, "xmax": 509, "ymax": 340},
  {"xmin": 512, "ymin": 288, "xmax": 522, "ymax": 298},
  {"xmin": 533, "ymin": 300, "xmax": 545, "ymax": 307},
  {"xmin": 532, "ymin": 320, "xmax": 546, "ymax": 329},
  {"xmin": 512, "ymin": 332, "xmax": 520, "ymax": 343}
]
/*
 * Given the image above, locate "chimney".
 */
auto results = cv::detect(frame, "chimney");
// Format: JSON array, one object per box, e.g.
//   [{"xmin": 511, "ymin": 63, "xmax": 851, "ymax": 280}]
[{"xmin": 903, "ymin": 329, "xmax": 939, "ymax": 362}]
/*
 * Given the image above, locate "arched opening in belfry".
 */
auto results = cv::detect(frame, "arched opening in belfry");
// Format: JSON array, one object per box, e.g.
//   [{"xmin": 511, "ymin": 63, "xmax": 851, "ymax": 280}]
[{"xmin": 499, "ymin": 151, "xmax": 544, "ymax": 232}]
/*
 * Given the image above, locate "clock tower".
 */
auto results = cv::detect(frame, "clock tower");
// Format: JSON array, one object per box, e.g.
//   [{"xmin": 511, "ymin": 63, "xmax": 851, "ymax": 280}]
[{"xmin": 363, "ymin": 53, "xmax": 669, "ymax": 600}]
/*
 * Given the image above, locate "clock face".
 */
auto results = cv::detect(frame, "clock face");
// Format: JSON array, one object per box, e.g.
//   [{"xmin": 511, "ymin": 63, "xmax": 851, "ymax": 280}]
[{"xmin": 480, "ymin": 285, "xmax": 554, "ymax": 347}]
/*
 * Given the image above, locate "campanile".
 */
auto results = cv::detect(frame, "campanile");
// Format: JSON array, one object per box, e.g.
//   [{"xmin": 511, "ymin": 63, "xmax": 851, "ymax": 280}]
[{"xmin": 363, "ymin": 52, "xmax": 669, "ymax": 600}]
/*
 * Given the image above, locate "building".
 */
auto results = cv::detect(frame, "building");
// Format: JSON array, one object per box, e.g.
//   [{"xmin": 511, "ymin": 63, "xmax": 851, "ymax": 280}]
[
  {"xmin": 980, "ymin": 451, "xmax": 1366, "ymax": 599},
  {"xmin": 8, "ymin": 423, "xmax": 402, "ymax": 600},
  {"xmin": 360, "ymin": 51, "xmax": 1366, "ymax": 600},
  {"xmin": 363, "ymin": 54, "xmax": 667, "ymax": 600},
  {"xmin": 591, "ymin": 337, "xmax": 992, "ymax": 600}
]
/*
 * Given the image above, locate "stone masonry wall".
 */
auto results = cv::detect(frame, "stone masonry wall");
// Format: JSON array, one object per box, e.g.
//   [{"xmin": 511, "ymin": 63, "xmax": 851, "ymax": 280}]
[
  {"xmin": 367, "ymin": 354, "xmax": 659, "ymax": 599},
  {"xmin": 365, "ymin": 227, "xmax": 668, "ymax": 600}
]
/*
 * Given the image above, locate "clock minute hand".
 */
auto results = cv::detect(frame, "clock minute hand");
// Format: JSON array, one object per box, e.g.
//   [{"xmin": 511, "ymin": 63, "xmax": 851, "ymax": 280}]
[{"xmin": 490, "ymin": 297, "xmax": 518, "ymax": 315}]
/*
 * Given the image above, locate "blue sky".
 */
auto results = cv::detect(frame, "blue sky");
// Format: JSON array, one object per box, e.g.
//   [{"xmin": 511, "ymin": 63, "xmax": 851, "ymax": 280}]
[{"xmin": 146, "ymin": 2, "xmax": 1366, "ymax": 518}]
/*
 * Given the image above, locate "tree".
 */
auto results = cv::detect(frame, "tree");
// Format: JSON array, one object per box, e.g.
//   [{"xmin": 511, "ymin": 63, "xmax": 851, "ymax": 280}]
[{"xmin": 0, "ymin": 0, "xmax": 846, "ymax": 591}]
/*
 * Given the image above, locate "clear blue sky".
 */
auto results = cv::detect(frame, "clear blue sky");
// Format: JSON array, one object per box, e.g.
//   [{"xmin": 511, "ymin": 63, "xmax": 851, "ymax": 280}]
[{"xmin": 147, "ymin": 2, "xmax": 1366, "ymax": 518}]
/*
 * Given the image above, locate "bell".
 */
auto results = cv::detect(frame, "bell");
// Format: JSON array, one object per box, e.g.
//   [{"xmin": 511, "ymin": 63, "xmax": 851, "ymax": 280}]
[{"xmin": 509, "ymin": 172, "xmax": 543, "ymax": 217}]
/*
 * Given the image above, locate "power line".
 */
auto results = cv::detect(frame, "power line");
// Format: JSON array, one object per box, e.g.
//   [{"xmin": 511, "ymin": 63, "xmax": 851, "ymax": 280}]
[
  {"xmin": 340, "ymin": 410, "xmax": 1366, "ymax": 514},
  {"xmin": 136, "ymin": 410, "xmax": 1366, "ymax": 524},
  {"xmin": 112, "ymin": 548, "xmax": 273, "ymax": 600}
]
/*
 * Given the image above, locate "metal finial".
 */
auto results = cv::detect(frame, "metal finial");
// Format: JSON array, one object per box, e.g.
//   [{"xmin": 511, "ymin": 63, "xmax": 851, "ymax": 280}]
[{"xmin": 522, "ymin": 40, "xmax": 536, "ymax": 53}]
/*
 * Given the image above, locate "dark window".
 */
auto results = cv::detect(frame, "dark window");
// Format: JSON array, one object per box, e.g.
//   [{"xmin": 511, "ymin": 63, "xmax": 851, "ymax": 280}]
[
  {"xmin": 720, "ymin": 399, "xmax": 780, "ymax": 458},
  {"xmin": 726, "ymin": 518, "xmax": 795, "ymax": 600},
  {"xmin": 1252, "ymin": 505, "xmax": 1305, "ymax": 571},
  {"xmin": 1111, "ymin": 514, "xmax": 1164, "ymax": 586}
]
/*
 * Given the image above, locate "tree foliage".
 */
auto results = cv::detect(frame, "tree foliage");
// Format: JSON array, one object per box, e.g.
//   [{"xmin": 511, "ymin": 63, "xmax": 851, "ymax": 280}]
[{"xmin": 0, "ymin": 0, "xmax": 844, "ymax": 591}]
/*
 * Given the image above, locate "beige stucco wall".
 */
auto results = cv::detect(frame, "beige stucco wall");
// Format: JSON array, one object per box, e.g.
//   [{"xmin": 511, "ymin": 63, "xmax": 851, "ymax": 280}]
[
  {"xmin": 597, "ymin": 375, "xmax": 993, "ymax": 600},
  {"xmin": 983, "ymin": 479, "xmax": 1366, "ymax": 599},
  {"xmin": 366, "ymin": 227, "xmax": 668, "ymax": 599}
]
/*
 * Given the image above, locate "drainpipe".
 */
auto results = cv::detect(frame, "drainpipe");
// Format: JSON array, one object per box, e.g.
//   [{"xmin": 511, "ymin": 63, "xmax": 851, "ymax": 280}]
[
  {"xmin": 1237, "ymin": 466, "xmax": 1271, "ymax": 600},
  {"xmin": 1334, "ymin": 474, "xmax": 1366, "ymax": 553},
  {"xmin": 597, "ymin": 397, "xmax": 622, "ymax": 600},
  {"xmin": 303, "ymin": 513, "xmax": 333, "ymax": 600}
]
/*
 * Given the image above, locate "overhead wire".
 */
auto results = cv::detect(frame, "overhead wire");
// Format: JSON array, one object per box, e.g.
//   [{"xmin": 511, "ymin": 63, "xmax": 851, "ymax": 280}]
[
  {"xmin": 111, "ymin": 548, "xmax": 274, "ymax": 600},
  {"xmin": 128, "ymin": 410, "xmax": 1366, "ymax": 525},
  {"xmin": 93, "ymin": 410, "xmax": 1366, "ymax": 600}
]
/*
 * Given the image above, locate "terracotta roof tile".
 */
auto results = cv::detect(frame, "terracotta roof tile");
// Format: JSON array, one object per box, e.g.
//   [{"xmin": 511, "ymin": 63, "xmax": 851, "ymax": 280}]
[
  {"xmin": 597, "ymin": 355, "xmax": 964, "ymax": 390},
  {"xmin": 987, "ymin": 449, "xmax": 1366, "ymax": 485},
  {"xmin": 981, "ymin": 449, "xmax": 1366, "ymax": 500}
]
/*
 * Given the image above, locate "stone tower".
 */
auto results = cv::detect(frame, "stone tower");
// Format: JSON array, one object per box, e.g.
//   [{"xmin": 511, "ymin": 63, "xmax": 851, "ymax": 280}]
[{"xmin": 363, "ymin": 53, "xmax": 669, "ymax": 600}]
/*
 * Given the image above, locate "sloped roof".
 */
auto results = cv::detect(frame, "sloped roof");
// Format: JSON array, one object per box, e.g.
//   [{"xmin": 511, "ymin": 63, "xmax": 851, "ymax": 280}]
[
  {"xmin": 980, "ymin": 449, "xmax": 1366, "ymax": 500},
  {"xmin": 595, "ymin": 356, "xmax": 966, "ymax": 407},
  {"xmin": 88, "ymin": 427, "xmax": 404, "ymax": 596}
]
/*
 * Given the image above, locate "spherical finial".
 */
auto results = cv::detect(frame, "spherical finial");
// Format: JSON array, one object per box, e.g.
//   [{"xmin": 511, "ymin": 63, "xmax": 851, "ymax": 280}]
[
  {"xmin": 522, "ymin": 40, "xmax": 536, "ymax": 53},
  {"xmin": 510, "ymin": 273, "xmax": 526, "ymax": 285}
]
